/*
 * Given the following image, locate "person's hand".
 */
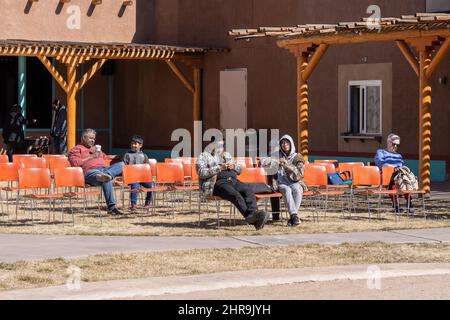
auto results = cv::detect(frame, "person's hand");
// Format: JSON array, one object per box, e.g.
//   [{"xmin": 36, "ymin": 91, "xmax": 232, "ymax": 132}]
[
  {"xmin": 92, "ymin": 151, "xmax": 102, "ymax": 159},
  {"xmin": 226, "ymin": 162, "xmax": 235, "ymax": 170},
  {"xmin": 31, "ymin": 119, "xmax": 37, "ymax": 124},
  {"xmin": 279, "ymin": 158, "xmax": 287, "ymax": 166}
]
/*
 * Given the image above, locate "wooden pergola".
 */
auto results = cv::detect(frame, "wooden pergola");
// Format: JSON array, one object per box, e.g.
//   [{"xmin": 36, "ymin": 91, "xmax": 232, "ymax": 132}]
[
  {"xmin": 0, "ymin": 40, "xmax": 223, "ymax": 151},
  {"xmin": 230, "ymin": 12, "xmax": 450, "ymax": 193}
]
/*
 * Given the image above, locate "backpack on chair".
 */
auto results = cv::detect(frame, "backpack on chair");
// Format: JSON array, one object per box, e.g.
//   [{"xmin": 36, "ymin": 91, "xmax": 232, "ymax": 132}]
[{"xmin": 394, "ymin": 166, "xmax": 419, "ymax": 191}]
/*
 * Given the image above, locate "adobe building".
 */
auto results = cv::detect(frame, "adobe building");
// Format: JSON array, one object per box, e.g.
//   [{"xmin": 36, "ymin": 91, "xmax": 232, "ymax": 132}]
[{"xmin": 0, "ymin": 0, "xmax": 449, "ymax": 184}]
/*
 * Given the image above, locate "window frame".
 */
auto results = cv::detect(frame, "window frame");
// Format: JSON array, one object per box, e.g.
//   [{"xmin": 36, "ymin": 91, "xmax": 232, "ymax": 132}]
[{"xmin": 347, "ymin": 80, "xmax": 382, "ymax": 135}]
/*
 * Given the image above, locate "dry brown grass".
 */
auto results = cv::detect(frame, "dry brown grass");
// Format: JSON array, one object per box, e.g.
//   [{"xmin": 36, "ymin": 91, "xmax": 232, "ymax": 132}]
[
  {"xmin": 1, "ymin": 242, "xmax": 450, "ymax": 291},
  {"xmin": 0, "ymin": 191, "xmax": 449, "ymax": 237}
]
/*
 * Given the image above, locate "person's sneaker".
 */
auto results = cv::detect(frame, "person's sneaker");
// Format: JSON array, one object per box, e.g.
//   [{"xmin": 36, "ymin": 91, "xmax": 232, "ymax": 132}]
[
  {"xmin": 96, "ymin": 173, "xmax": 113, "ymax": 183},
  {"xmin": 130, "ymin": 204, "xmax": 138, "ymax": 212},
  {"xmin": 288, "ymin": 214, "xmax": 302, "ymax": 227},
  {"xmin": 408, "ymin": 207, "xmax": 415, "ymax": 214},
  {"xmin": 108, "ymin": 207, "xmax": 124, "ymax": 216},
  {"xmin": 144, "ymin": 202, "xmax": 152, "ymax": 211}
]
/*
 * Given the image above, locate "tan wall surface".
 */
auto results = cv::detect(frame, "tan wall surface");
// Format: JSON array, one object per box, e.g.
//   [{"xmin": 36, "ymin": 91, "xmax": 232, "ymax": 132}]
[{"xmin": 0, "ymin": 0, "xmax": 152, "ymax": 43}]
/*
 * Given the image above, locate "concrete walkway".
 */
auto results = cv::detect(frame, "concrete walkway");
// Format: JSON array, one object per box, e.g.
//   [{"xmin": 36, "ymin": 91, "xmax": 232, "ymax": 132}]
[
  {"xmin": 1, "ymin": 227, "xmax": 450, "ymax": 263},
  {"xmin": 1, "ymin": 263, "xmax": 449, "ymax": 300}
]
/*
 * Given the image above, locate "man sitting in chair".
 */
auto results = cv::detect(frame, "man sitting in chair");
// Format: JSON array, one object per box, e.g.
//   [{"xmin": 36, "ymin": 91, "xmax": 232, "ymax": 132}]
[
  {"xmin": 68, "ymin": 128, "xmax": 124, "ymax": 216},
  {"xmin": 196, "ymin": 138, "xmax": 269, "ymax": 230}
]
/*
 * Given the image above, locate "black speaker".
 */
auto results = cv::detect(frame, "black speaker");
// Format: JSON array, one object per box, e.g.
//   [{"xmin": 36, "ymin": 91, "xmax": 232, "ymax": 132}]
[{"xmin": 101, "ymin": 60, "xmax": 115, "ymax": 76}]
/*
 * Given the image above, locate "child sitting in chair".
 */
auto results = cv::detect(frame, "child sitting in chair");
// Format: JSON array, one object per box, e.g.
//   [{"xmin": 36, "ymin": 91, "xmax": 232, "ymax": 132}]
[{"xmin": 123, "ymin": 135, "xmax": 153, "ymax": 211}]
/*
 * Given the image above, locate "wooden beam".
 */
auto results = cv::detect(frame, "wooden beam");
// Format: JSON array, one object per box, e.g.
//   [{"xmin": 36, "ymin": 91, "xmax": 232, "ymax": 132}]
[
  {"xmin": 37, "ymin": 56, "xmax": 69, "ymax": 92},
  {"xmin": 426, "ymin": 37, "xmax": 450, "ymax": 79},
  {"xmin": 166, "ymin": 60, "xmax": 195, "ymax": 93},
  {"xmin": 302, "ymin": 44, "xmax": 329, "ymax": 81},
  {"xmin": 298, "ymin": 53, "xmax": 310, "ymax": 160},
  {"xmin": 193, "ymin": 68, "xmax": 202, "ymax": 122},
  {"xmin": 395, "ymin": 40, "xmax": 419, "ymax": 77},
  {"xmin": 75, "ymin": 59, "xmax": 107, "ymax": 92},
  {"xmin": 66, "ymin": 63, "xmax": 77, "ymax": 151},
  {"xmin": 418, "ymin": 49, "xmax": 433, "ymax": 194},
  {"xmin": 278, "ymin": 28, "xmax": 450, "ymax": 47}
]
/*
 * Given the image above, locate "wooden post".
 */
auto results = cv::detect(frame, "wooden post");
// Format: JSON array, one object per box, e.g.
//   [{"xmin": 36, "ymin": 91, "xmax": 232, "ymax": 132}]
[
  {"xmin": 67, "ymin": 63, "xmax": 77, "ymax": 151},
  {"xmin": 193, "ymin": 67, "xmax": 201, "ymax": 122},
  {"xmin": 298, "ymin": 52, "xmax": 309, "ymax": 160},
  {"xmin": 418, "ymin": 49, "xmax": 432, "ymax": 193}
]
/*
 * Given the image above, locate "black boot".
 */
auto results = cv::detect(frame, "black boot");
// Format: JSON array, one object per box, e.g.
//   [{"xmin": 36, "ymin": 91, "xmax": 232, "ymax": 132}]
[{"xmin": 245, "ymin": 211, "xmax": 270, "ymax": 230}]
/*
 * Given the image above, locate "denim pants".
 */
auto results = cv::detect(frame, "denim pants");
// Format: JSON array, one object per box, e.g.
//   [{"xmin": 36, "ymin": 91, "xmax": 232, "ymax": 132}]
[
  {"xmin": 130, "ymin": 182, "xmax": 154, "ymax": 205},
  {"xmin": 85, "ymin": 162, "xmax": 124, "ymax": 208},
  {"xmin": 278, "ymin": 183, "xmax": 303, "ymax": 216}
]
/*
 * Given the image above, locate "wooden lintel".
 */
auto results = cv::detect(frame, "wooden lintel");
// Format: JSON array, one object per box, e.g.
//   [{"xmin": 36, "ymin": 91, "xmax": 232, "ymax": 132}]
[
  {"xmin": 173, "ymin": 55, "xmax": 203, "ymax": 69},
  {"xmin": 37, "ymin": 56, "xmax": 69, "ymax": 93},
  {"xmin": 426, "ymin": 37, "xmax": 450, "ymax": 79},
  {"xmin": 302, "ymin": 44, "xmax": 329, "ymax": 81},
  {"xmin": 278, "ymin": 28, "xmax": 450, "ymax": 47},
  {"xmin": 75, "ymin": 59, "xmax": 107, "ymax": 92},
  {"xmin": 396, "ymin": 40, "xmax": 419, "ymax": 77},
  {"xmin": 405, "ymin": 36, "xmax": 440, "ymax": 52},
  {"xmin": 166, "ymin": 60, "xmax": 195, "ymax": 93}
]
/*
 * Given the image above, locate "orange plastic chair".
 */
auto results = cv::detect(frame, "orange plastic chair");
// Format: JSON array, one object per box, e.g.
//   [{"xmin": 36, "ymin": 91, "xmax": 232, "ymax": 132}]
[
  {"xmin": 304, "ymin": 164, "xmax": 345, "ymax": 218},
  {"xmin": 16, "ymin": 168, "xmax": 63, "ymax": 223},
  {"xmin": 338, "ymin": 162, "xmax": 364, "ymax": 179},
  {"xmin": 165, "ymin": 158, "xmax": 183, "ymax": 164},
  {"xmin": 312, "ymin": 162, "xmax": 336, "ymax": 174},
  {"xmin": 314, "ymin": 159, "xmax": 338, "ymax": 168},
  {"xmin": 304, "ymin": 164, "xmax": 328, "ymax": 188},
  {"xmin": 121, "ymin": 164, "xmax": 158, "ymax": 211},
  {"xmin": 234, "ymin": 157, "xmax": 254, "ymax": 168},
  {"xmin": 0, "ymin": 163, "xmax": 20, "ymax": 215},
  {"xmin": 48, "ymin": 157, "xmax": 71, "ymax": 176},
  {"xmin": 12, "ymin": 154, "xmax": 37, "ymax": 165},
  {"xmin": 53, "ymin": 167, "xmax": 101, "ymax": 223},
  {"xmin": 20, "ymin": 157, "xmax": 47, "ymax": 169},
  {"xmin": 42, "ymin": 154, "xmax": 67, "ymax": 166},
  {"xmin": 238, "ymin": 168, "xmax": 267, "ymax": 184},
  {"xmin": 148, "ymin": 159, "xmax": 157, "ymax": 177},
  {"xmin": 352, "ymin": 166, "xmax": 381, "ymax": 188},
  {"xmin": 156, "ymin": 163, "xmax": 184, "ymax": 185},
  {"xmin": 0, "ymin": 155, "xmax": 9, "ymax": 163}
]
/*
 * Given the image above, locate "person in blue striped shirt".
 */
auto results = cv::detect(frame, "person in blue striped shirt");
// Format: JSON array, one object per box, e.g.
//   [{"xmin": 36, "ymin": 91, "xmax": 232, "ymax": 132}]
[{"xmin": 375, "ymin": 134, "xmax": 412, "ymax": 213}]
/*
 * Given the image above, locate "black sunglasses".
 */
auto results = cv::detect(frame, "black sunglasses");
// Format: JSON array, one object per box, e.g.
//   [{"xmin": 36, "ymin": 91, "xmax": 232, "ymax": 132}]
[{"xmin": 392, "ymin": 143, "xmax": 400, "ymax": 147}]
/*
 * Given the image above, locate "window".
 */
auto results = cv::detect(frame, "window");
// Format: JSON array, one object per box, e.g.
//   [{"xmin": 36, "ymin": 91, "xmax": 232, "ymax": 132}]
[{"xmin": 348, "ymin": 80, "xmax": 382, "ymax": 135}]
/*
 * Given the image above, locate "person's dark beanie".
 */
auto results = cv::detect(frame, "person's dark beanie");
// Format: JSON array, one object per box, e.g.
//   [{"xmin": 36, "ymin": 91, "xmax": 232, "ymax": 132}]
[{"xmin": 131, "ymin": 135, "xmax": 144, "ymax": 145}]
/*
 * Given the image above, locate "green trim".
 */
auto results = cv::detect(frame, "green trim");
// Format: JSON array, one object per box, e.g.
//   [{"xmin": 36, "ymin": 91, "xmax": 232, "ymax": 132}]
[{"xmin": 18, "ymin": 57, "xmax": 27, "ymax": 134}]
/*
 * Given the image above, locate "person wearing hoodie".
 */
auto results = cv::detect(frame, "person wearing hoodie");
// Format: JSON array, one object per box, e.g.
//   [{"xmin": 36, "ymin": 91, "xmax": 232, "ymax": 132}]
[
  {"xmin": 196, "ymin": 137, "xmax": 270, "ymax": 230},
  {"xmin": 262, "ymin": 135, "xmax": 306, "ymax": 226}
]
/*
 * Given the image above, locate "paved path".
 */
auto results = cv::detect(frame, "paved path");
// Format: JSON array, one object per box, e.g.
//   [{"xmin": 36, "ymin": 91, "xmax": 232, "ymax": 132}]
[
  {"xmin": 1, "ymin": 263, "xmax": 449, "ymax": 300},
  {"xmin": 1, "ymin": 228, "xmax": 450, "ymax": 263}
]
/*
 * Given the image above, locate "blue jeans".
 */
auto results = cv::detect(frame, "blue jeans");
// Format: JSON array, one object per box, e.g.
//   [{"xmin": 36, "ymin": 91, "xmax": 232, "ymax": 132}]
[
  {"xmin": 130, "ymin": 182, "xmax": 154, "ymax": 205},
  {"xmin": 85, "ymin": 162, "xmax": 124, "ymax": 208},
  {"xmin": 278, "ymin": 183, "xmax": 303, "ymax": 216}
]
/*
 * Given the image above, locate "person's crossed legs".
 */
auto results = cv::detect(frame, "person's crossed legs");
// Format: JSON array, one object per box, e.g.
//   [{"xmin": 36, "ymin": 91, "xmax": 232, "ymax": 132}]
[{"xmin": 85, "ymin": 162, "xmax": 124, "ymax": 213}]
